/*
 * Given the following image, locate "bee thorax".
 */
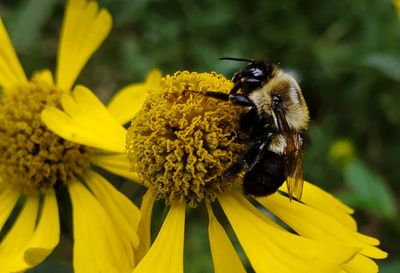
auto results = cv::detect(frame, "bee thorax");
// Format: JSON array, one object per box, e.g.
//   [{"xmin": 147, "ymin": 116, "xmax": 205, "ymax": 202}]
[{"xmin": 268, "ymin": 134, "xmax": 286, "ymax": 154}]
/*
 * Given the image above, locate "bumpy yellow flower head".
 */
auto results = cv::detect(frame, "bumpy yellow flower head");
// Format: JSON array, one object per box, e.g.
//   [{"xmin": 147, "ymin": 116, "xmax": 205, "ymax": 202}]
[
  {"xmin": 127, "ymin": 71, "xmax": 248, "ymax": 207},
  {"xmin": 0, "ymin": 77, "xmax": 91, "ymax": 194}
]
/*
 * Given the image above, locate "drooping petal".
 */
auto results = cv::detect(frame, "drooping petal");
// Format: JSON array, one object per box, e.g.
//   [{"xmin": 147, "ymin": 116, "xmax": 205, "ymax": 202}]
[
  {"xmin": 24, "ymin": 189, "xmax": 60, "ymax": 266},
  {"xmin": 0, "ymin": 188, "xmax": 58, "ymax": 271},
  {"xmin": 229, "ymin": 187, "xmax": 284, "ymax": 230},
  {"xmin": 84, "ymin": 170, "xmax": 140, "ymax": 250},
  {"xmin": 91, "ymin": 153, "xmax": 140, "ymax": 182},
  {"xmin": 218, "ymin": 191, "xmax": 360, "ymax": 273},
  {"xmin": 280, "ymin": 181, "xmax": 357, "ymax": 231},
  {"xmin": 31, "ymin": 69, "xmax": 54, "ymax": 85},
  {"xmin": 135, "ymin": 190, "xmax": 155, "ymax": 263},
  {"xmin": 42, "ymin": 85, "xmax": 127, "ymax": 153},
  {"xmin": 133, "ymin": 201, "xmax": 185, "ymax": 273},
  {"xmin": 0, "ymin": 18, "xmax": 27, "ymax": 89},
  {"xmin": 68, "ymin": 178, "xmax": 134, "ymax": 273},
  {"xmin": 206, "ymin": 202, "xmax": 247, "ymax": 273},
  {"xmin": 0, "ymin": 196, "xmax": 39, "ymax": 272},
  {"xmin": 107, "ymin": 69, "xmax": 162, "ymax": 125},
  {"xmin": 257, "ymin": 193, "xmax": 387, "ymax": 260},
  {"xmin": 342, "ymin": 254, "xmax": 378, "ymax": 273},
  {"xmin": 56, "ymin": 0, "xmax": 112, "ymax": 90},
  {"xmin": 0, "ymin": 184, "xmax": 20, "ymax": 231}
]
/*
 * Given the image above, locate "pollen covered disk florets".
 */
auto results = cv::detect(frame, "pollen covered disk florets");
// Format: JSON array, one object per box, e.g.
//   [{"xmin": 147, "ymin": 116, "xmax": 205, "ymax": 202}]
[
  {"xmin": 0, "ymin": 77, "xmax": 91, "ymax": 194},
  {"xmin": 126, "ymin": 71, "xmax": 248, "ymax": 207}
]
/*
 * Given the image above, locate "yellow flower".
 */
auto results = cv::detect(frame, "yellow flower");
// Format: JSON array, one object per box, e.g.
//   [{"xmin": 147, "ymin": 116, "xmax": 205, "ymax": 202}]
[
  {"xmin": 395, "ymin": 0, "xmax": 400, "ymax": 17},
  {"xmin": 125, "ymin": 71, "xmax": 387, "ymax": 273},
  {"xmin": 329, "ymin": 139, "xmax": 355, "ymax": 165},
  {"xmin": 0, "ymin": 0, "xmax": 159, "ymax": 272}
]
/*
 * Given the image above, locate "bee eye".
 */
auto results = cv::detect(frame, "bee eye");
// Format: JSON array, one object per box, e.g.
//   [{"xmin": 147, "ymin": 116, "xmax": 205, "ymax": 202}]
[{"xmin": 272, "ymin": 95, "xmax": 282, "ymax": 107}]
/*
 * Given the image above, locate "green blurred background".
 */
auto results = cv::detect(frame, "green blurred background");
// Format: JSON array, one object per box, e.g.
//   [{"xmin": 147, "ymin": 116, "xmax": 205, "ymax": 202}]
[{"xmin": 1, "ymin": 0, "xmax": 399, "ymax": 272}]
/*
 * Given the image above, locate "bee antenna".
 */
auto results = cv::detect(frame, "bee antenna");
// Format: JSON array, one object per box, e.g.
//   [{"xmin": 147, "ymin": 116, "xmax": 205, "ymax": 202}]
[{"xmin": 219, "ymin": 56, "xmax": 255, "ymax": 63}]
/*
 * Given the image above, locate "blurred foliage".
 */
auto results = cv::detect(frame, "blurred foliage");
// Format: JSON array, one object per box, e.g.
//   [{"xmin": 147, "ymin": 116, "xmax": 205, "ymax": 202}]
[
  {"xmin": 342, "ymin": 158, "xmax": 397, "ymax": 219},
  {"xmin": 1, "ymin": 0, "xmax": 400, "ymax": 272}
]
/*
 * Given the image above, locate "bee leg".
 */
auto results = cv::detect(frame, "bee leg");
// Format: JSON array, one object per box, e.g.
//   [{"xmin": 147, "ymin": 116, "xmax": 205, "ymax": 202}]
[
  {"xmin": 229, "ymin": 81, "xmax": 242, "ymax": 94},
  {"xmin": 222, "ymin": 140, "xmax": 260, "ymax": 178},
  {"xmin": 183, "ymin": 90, "xmax": 231, "ymax": 101},
  {"xmin": 222, "ymin": 161, "xmax": 245, "ymax": 179},
  {"xmin": 203, "ymin": 91, "xmax": 230, "ymax": 101},
  {"xmin": 223, "ymin": 138, "xmax": 267, "ymax": 178},
  {"xmin": 203, "ymin": 91, "xmax": 255, "ymax": 108},
  {"xmin": 228, "ymin": 93, "xmax": 255, "ymax": 107},
  {"xmin": 247, "ymin": 142, "xmax": 268, "ymax": 172}
]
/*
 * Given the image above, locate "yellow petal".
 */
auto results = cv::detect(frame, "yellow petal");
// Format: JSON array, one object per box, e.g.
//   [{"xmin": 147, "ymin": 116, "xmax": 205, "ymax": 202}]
[
  {"xmin": 0, "ymin": 185, "xmax": 20, "ymax": 231},
  {"xmin": 68, "ymin": 178, "xmax": 134, "ymax": 273},
  {"xmin": 135, "ymin": 190, "xmax": 155, "ymax": 263},
  {"xmin": 355, "ymin": 233, "xmax": 380, "ymax": 247},
  {"xmin": 107, "ymin": 69, "xmax": 162, "ymax": 125},
  {"xmin": 145, "ymin": 68, "xmax": 163, "ymax": 89},
  {"xmin": 56, "ymin": 0, "xmax": 112, "ymax": 90},
  {"xmin": 342, "ymin": 254, "xmax": 378, "ymax": 273},
  {"xmin": 84, "ymin": 170, "xmax": 140, "ymax": 249},
  {"xmin": 24, "ymin": 189, "xmax": 60, "ymax": 265},
  {"xmin": 257, "ymin": 193, "xmax": 387, "ymax": 259},
  {"xmin": 0, "ymin": 196, "xmax": 39, "ymax": 272},
  {"xmin": 280, "ymin": 181, "xmax": 357, "ymax": 230},
  {"xmin": 396, "ymin": 0, "xmax": 400, "ymax": 17},
  {"xmin": 31, "ymin": 69, "xmax": 54, "ymax": 85},
  {"xmin": 206, "ymin": 202, "xmax": 247, "ymax": 273},
  {"xmin": 42, "ymin": 106, "xmax": 108, "ymax": 149},
  {"xmin": 42, "ymin": 85, "xmax": 127, "ymax": 153},
  {"xmin": 133, "ymin": 201, "xmax": 185, "ymax": 273},
  {"xmin": 231, "ymin": 186, "xmax": 284, "ymax": 230},
  {"xmin": 218, "ymin": 191, "xmax": 360, "ymax": 273},
  {"xmin": 0, "ymin": 17, "xmax": 27, "ymax": 89},
  {"xmin": 91, "ymin": 153, "xmax": 141, "ymax": 182}
]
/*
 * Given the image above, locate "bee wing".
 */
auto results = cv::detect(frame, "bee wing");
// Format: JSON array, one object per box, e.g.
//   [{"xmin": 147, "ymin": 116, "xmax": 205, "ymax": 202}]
[{"xmin": 284, "ymin": 133, "xmax": 304, "ymax": 200}]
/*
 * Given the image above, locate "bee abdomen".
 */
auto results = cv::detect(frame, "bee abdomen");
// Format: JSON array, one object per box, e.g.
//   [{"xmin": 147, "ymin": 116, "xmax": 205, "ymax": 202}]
[{"xmin": 243, "ymin": 152, "xmax": 285, "ymax": 196}]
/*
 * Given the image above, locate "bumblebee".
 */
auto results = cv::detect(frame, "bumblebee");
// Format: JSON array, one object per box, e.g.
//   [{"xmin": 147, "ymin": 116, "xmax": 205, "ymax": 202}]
[{"xmin": 200, "ymin": 57, "xmax": 309, "ymax": 199}]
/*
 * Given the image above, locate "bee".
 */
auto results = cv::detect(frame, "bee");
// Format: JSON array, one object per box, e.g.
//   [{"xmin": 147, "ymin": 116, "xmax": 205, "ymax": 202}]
[{"xmin": 191, "ymin": 57, "xmax": 310, "ymax": 199}]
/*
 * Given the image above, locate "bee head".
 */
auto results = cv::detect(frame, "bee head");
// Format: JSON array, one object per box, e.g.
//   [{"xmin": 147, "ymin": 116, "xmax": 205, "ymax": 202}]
[
  {"xmin": 266, "ymin": 71, "xmax": 309, "ymax": 133},
  {"xmin": 220, "ymin": 57, "xmax": 275, "ymax": 95}
]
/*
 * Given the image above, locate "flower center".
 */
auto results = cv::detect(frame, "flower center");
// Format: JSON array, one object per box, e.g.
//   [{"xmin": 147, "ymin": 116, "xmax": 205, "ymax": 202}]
[
  {"xmin": 126, "ymin": 71, "xmax": 248, "ymax": 207},
  {"xmin": 0, "ymin": 77, "xmax": 91, "ymax": 194}
]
